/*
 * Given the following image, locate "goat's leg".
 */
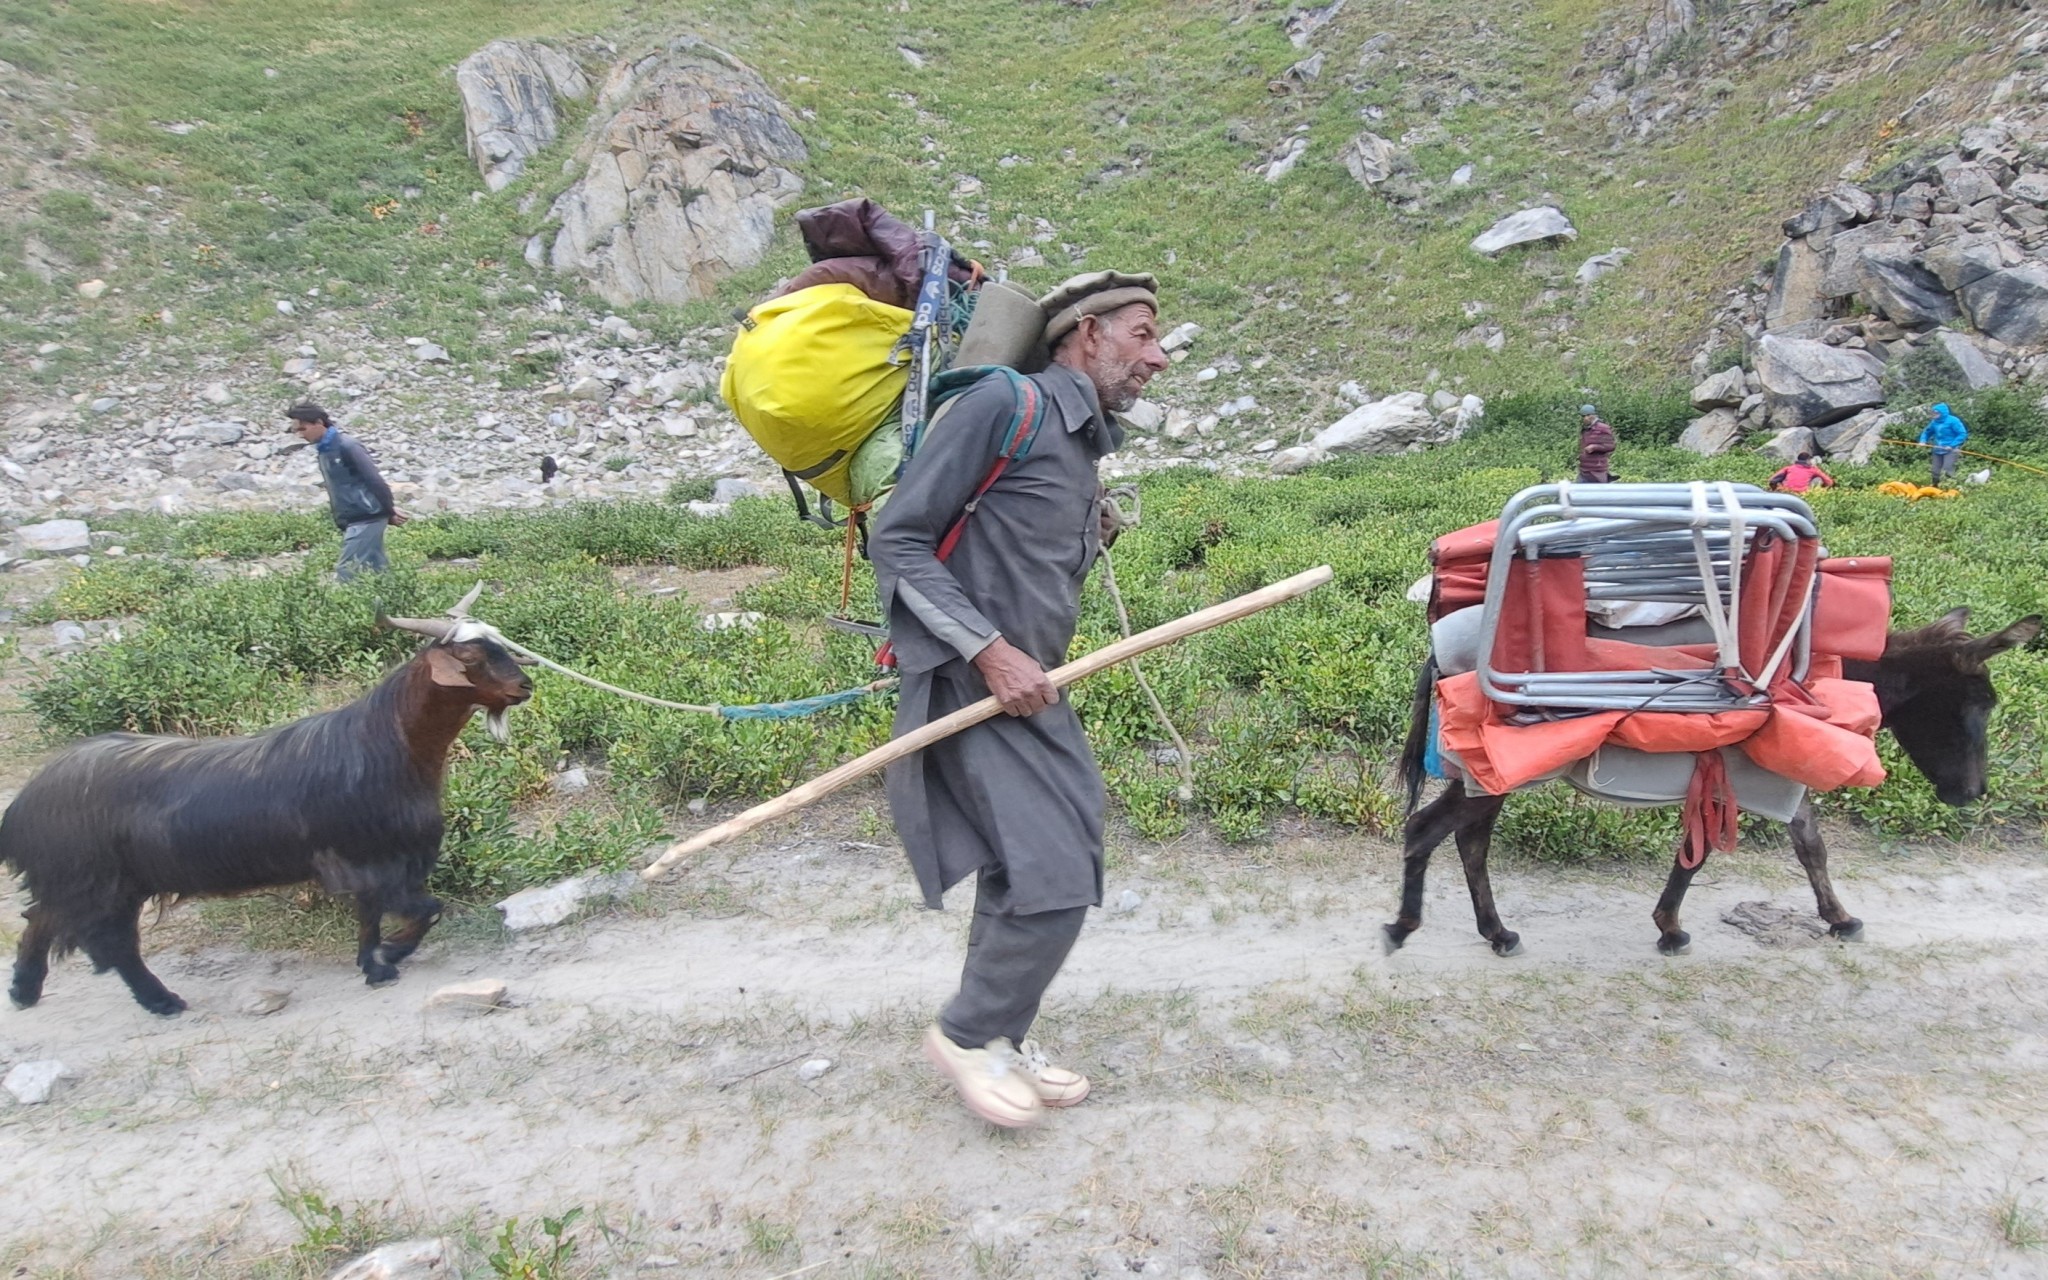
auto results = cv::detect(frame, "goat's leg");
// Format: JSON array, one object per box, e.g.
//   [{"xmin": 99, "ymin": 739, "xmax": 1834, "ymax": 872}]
[
  {"xmin": 355, "ymin": 892, "xmax": 400, "ymax": 986},
  {"xmin": 1450, "ymin": 794, "xmax": 1518, "ymax": 955},
  {"xmin": 1651, "ymin": 853, "xmax": 1706, "ymax": 955},
  {"xmin": 375, "ymin": 890, "xmax": 443, "ymax": 967},
  {"xmin": 9, "ymin": 907, "xmax": 56, "ymax": 1009},
  {"xmin": 82, "ymin": 903, "xmax": 185, "ymax": 1015},
  {"xmin": 1787, "ymin": 798, "xmax": 1862, "ymax": 940},
  {"xmin": 1384, "ymin": 781, "xmax": 1478, "ymax": 952}
]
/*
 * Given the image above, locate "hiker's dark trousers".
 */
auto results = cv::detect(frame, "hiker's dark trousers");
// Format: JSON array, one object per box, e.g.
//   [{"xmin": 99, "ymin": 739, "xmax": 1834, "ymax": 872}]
[{"xmin": 940, "ymin": 865, "xmax": 1087, "ymax": 1049}]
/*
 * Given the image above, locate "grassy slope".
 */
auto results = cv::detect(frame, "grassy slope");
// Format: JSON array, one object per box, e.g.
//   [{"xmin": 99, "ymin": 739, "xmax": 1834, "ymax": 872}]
[{"xmin": 0, "ymin": 0, "xmax": 2020, "ymax": 416}]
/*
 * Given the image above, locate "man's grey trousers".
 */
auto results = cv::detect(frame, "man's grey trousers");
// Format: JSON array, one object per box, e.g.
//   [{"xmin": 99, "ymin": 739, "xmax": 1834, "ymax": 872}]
[{"xmin": 939, "ymin": 864, "xmax": 1087, "ymax": 1050}]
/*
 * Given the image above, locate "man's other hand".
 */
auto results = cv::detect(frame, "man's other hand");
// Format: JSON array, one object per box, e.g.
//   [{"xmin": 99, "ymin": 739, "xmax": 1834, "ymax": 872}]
[
  {"xmin": 972, "ymin": 637, "xmax": 1059, "ymax": 716},
  {"xmin": 389, "ymin": 509, "xmax": 411, "ymax": 527}
]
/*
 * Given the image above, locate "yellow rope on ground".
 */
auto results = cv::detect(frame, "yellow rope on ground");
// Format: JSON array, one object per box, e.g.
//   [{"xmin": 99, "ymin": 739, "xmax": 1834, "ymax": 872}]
[
  {"xmin": 1880, "ymin": 438, "xmax": 2048, "ymax": 477},
  {"xmin": 1875, "ymin": 481, "xmax": 1960, "ymax": 501}
]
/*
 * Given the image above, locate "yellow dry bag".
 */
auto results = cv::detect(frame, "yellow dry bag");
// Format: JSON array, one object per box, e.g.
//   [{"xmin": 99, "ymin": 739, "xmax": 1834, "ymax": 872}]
[{"xmin": 719, "ymin": 283, "xmax": 914, "ymax": 507}]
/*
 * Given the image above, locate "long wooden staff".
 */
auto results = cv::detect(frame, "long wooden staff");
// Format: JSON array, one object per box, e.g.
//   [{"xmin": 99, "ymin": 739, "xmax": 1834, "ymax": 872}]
[{"xmin": 641, "ymin": 564, "xmax": 1334, "ymax": 880}]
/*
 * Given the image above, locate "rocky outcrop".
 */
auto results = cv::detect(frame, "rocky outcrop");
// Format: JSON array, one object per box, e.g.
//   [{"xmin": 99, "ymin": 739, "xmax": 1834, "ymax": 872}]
[
  {"xmin": 1811, "ymin": 408, "xmax": 1890, "ymax": 466},
  {"xmin": 1930, "ymin": 329, "xmax": 2004, "ymax": 390},
  {"xmin": 1268, "ymin": 391, "xmax": 1478, "ymax": 473},
  {"xmin": 1688, "ymin": 366, "xmax": 1747, "ymax": 411},
  {"xmin": 1753, "ymin": 334, "xmax": 1884, "ymax": 431},
  {"xmin": 1470, "ymin": 207, "xmax": 1576, "ymax": 257},
  {"xmin": 545, "ymin": 39, "xmax": 807, "ymax": 306},
  {"xmin": 456, "ymin": 41, "xmax": 591, "ymax": 192}
]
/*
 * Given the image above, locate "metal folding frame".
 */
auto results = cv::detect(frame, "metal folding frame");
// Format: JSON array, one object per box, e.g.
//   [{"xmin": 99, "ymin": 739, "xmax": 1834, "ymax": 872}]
[{"xmin": 1474, "ymin": 483, "xmax": 1820, "ymax": 713}]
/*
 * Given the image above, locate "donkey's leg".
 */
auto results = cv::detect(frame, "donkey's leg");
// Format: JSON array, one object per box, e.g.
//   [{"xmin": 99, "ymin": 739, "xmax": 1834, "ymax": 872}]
[
  {"xmin": 1787, "ymin": 798, "xmax": 1862, "ymax": 940},
  {"xmin": 1384, "ymin": 782, "xmax": 1478, "ymax": 952},
  {"xmin": 1450, "ymin": 793, "xmax": 1517, "ymax": 955},
  {"xmin": 1650, "ymin": 853, "xmax": 1706, "ymax": 955}
]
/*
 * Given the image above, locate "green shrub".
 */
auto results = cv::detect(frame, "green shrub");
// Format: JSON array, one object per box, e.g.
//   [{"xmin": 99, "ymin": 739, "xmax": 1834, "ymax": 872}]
[{"xmin": 25, "ymin": 557, "xmax": 198, "ymax": 623}]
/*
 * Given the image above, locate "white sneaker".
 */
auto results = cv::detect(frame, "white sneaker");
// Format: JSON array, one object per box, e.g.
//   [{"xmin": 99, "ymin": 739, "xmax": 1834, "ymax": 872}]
[
  {"xmin": 1019, "ymin": 1039, "xmax": 1091, "ymax": 1107},
  {"xmin": 923, "ymin": 1025, "xmax": 1042, "ymax": 1128}
]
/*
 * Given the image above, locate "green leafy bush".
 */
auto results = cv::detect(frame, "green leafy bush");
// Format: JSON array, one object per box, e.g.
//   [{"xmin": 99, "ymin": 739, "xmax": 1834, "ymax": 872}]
[{"xmin": 25, "ymin": 557, "xmax": 198, "ymax": 623}]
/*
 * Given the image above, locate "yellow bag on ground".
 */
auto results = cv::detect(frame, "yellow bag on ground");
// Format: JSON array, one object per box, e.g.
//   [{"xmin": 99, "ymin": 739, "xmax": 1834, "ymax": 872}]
[{"xmin": 719, "ymin": 283, "xmax": 913, "ymax": 506}]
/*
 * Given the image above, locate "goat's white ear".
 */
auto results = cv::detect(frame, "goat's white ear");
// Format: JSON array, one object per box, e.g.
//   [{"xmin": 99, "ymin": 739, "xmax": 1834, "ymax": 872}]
[{"xmin": 425, "ymin": 647, "xmax": 475, "ymax": 688}]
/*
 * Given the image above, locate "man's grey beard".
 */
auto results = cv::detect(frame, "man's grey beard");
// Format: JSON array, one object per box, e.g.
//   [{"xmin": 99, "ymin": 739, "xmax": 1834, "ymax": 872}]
[{"xmin": 1100, "ymin": 383, "xmax": 1140, "ymax": 413}]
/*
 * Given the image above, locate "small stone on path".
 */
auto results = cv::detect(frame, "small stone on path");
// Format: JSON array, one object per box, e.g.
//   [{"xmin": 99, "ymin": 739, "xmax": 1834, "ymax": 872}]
[
  {"xmin": 426, "ymin": 979, "xmax": 507, "ymax": 1013},
  {"xmin": 797, "ymin": 1057, "xmax": 834, "ymax": 1082},
  {"xmin": 5, "ymin": 1060, "xmax": 72, "ymax": 1105},
  {"xmin": 240, "ymin": 988, "xmax": 291, "ymax": 1016}
]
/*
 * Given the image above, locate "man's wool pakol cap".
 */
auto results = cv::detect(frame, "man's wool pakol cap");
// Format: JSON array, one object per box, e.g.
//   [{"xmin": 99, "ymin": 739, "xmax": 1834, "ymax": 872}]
[{"xmin": 1040, "ymin": 271, "xmax": 1160, "ymax": 344}]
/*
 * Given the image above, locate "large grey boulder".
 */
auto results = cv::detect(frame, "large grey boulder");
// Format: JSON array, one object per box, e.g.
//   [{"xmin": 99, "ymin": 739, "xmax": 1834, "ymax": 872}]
[
  {"xmin": 1764, "ymin": 240, "xmax": 1828, "ymax": 331},
  {"xmin": 1854, "ymin": 242, "xmax": 1959, "ymax": 327},
  {"xmin": 457, "ymin": 41, "xmax": 591, "ymax": 192},
  {"xmin": 1339, "ymin": 131, "xmax": 1410, "ymax": 187},
  {"xmin": 1754, "ymin": 334, "xmax": 1885, "ymax": 430},
  {"xmin": 1781, "ymin": 186, "xmax": 1878, "ymax": 239},
  {"xmin": 1924, "ymin": 238, "xmax": 2006, "ymax": 293},
  {"xmin": 1962, "ymin": 264, "xmax": 2048, "ymax": 347},
  {"xmin": 1689, "ymin": 366, "xmax": 1748, "ymax": 411},
  {"xmin": 1757, "ymin": 426, "xmax": 1815, "ymax": 462},
  {"xmin": 547, "ymin": 39, "xmax": 807, "ymax": 306},
  {"xmin": 1470, "ymin": 207, "xmax": 1576, "ymax": 256},
  {"xmin": 1812, "ymin": 408, "xmax": 1889, "ymax": 466},
  {"xmin": 15, "ymin": 519, "xmax": 91, "ymax": 554},
  {"xmin": 1817, "ymin": 223, "xmax": 1889, "ymax": 299},
  {"xmin": 1930, "ymin": 329, "xmax": 2003, "ymax": 391},
  {"xmin": 1677, "ymin": 408, "xmax": 1742, "ymax": 456},
  {"xmin": 1270, "ymin": 391, "xmax": 1457, "ymax": 472}
]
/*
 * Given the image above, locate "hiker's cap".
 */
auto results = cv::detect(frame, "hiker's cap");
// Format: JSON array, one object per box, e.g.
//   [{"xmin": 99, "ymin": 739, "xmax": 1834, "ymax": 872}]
[
  {"xmin": 1040, "ymin": 270, "xmax": 1160, "ymax": 345},
  {"xmin": 1579, "ymin": 404, "xmax": 1598, "ymax": 415}
]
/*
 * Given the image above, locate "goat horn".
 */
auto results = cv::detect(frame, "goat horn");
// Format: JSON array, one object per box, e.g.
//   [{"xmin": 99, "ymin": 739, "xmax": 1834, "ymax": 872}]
[
  {"xmin": 447, "ymin": 581, "xmax": 484, "ymax": 619},
  {"xmin": 379, "ymin": 613, "xmax": 457, "ymax": 639}
]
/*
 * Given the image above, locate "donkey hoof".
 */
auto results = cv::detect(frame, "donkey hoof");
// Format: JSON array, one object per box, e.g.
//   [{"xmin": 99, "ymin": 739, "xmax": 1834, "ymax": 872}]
[
  {"xmin": 1829, "ymin": 918, "xmax": 1864, "ymax": 942},
  {"xmin": 1381, "ymin": 923, "xmax": 1412, "ymax": 955},
  {"xmin": 9, "ymin": 985, "xmax": 41, "ymax": 1010},
  {"xmin": 1490, "ymin": 931, "xmax": 1523, "ymax": 957},
  {"xmin": 363, "ymin": 962, "xmax": 401, "ymax": 987},
  {"xmin": 1656, "ymin": 930, "xmax": 1692, "ymax": 956}
]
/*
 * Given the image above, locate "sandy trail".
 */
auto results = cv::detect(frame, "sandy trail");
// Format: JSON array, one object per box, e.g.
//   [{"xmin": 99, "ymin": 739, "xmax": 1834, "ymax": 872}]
[{"xmin": 5, "ymin": 824, "xmax": 2048, "ymax": 1279}]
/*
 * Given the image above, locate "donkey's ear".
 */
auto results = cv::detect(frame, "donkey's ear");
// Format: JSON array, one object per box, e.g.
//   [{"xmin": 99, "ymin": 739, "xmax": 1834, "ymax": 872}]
[
  {"xmin": 1930, "ymin": 607, "xmax": 1972, "ymax": 638},
  {"xmin": 1969, "ymin": 615, "xmax": 2042, "ymax": 661}
]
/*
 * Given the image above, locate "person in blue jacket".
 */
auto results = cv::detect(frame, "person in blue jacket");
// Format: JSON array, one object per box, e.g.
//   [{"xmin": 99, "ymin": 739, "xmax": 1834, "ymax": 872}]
[{"xmin": 1919, "ymin": 403, "xmax": 1969, "ymax": 486}]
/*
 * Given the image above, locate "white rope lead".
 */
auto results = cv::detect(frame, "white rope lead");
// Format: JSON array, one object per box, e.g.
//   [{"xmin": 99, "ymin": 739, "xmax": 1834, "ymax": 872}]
[{"xmin": 1098, "ymin": 487, "xmax": 1197, "ymax": 803}]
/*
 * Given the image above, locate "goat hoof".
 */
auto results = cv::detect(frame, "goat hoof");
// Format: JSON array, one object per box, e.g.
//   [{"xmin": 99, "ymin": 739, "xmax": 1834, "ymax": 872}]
[
  {"xmin": 363, "ymin": 962, "xmax": 400, "ymax": 986},
  {"xmin": 140, "ymin": 991, "xmax": 187, "ymax": 1017},
  {"xmin": 9, "ymin": 987, "xmax": 41, "ymax": 1010},
  {"xmin": 1830, "ymin": 918, "xmax": 1864, "ymax": 942},
  {"xmin": 1381, "ymin": 923, "xmax": 1411, "ymax": 955},
  {"xmin": 1657, "ymin": 930, "xmax": 1692, "ymax": 956},
  {"xmin": 1490, "ymin": 932, "xmax": 1523, "ymax": 957}
]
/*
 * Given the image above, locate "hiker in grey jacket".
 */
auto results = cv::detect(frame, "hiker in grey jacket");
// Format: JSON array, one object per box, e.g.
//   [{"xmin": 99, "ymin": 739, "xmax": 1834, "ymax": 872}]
[{"xmin": 287, "ymin": 403, "xmax": 404, "ymax": 580}]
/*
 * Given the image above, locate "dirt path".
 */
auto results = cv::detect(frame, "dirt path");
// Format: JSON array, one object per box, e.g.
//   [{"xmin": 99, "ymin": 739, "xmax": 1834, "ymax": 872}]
[{"xmin": 5, "ymin": 820, "xmax": 2048, "ymax": 1279}]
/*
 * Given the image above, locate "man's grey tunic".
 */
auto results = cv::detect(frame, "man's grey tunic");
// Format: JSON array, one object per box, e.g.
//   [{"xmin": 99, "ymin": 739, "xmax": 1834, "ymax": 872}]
[{"xmin": 869, "ymin": 363, "xmax": 1121, "ymax": 916}]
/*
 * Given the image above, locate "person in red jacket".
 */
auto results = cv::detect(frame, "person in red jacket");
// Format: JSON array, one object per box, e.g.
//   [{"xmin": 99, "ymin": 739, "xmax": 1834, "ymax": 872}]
[
  {"xmin": 1576, "ymin": 404, "xmax": 1616, "ymax": 483},
  {"xmin": 1768, "ymin": 451, "xmax": 1835, "ymax": 495}
]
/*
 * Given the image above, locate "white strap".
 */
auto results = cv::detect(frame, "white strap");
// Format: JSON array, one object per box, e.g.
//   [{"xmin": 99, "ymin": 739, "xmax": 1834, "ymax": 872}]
[
  {"xmin": 1716, "ymin": 481, "xmax": 1748, "ymax": 679},
  {"xmin": 1688, "ymin": 483, "xmax": 1742, "ymax": 675}
]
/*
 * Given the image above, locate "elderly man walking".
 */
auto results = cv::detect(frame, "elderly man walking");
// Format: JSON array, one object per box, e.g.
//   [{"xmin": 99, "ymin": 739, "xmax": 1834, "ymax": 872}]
[
  {"xmin": 286, "ymin": 404, "xmax": 403, "ymax": 580},
  {"xmin": 868, "ymin": 271, "xmax": 1168, "ymax": 1128}
]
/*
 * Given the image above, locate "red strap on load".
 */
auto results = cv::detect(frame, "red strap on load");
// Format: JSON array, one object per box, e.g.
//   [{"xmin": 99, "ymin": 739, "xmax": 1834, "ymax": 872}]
[{"xmin": 1677, "ymin": 751, "xmax": 1740, "ymax": 871}]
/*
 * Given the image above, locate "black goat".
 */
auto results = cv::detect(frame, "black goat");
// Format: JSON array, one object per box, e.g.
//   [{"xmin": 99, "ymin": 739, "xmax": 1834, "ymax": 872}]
[{"xmin": 3, "ymin": 612, "xmax": 532, "ymax": 1015}]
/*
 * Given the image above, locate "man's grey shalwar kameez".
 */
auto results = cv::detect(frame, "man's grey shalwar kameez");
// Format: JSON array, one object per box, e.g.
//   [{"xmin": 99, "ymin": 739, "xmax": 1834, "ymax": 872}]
[{"xmin": 869, "ymin": 361, "xmax": 1121, "ymax": 1050}]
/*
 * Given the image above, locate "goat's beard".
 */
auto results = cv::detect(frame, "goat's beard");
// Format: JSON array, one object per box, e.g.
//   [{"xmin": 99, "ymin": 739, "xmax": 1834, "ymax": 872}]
[{"xmin": 484, "ymin": 708, "xmax": 511, "ymax": 743}]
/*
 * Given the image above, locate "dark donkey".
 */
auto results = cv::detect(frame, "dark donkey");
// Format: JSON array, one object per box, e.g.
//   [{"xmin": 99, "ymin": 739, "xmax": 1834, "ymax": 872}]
[{"xmin": 1384, "ymin": 608, "xmax": 2040, "ymax": 957}]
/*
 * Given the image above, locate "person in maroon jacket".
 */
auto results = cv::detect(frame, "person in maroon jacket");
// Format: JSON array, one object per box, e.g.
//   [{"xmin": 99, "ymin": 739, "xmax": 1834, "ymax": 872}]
[{"xmin": 1576, "ymin": 404, "xmax": 1617, "ymax": 483}]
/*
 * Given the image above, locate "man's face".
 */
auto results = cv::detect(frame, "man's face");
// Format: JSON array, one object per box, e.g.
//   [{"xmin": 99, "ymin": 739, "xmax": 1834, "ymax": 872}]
[
  {"xmin": 1073, "ymin": 304, "xmax": 1169, "ymax": 414},
  {"xmin": 291, "ymin": 419, "xmax": 326, "ymax": 443},
  {"xmin": 1581, "ymin": 414, "xmax": 1596, "ymax": 427}
]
